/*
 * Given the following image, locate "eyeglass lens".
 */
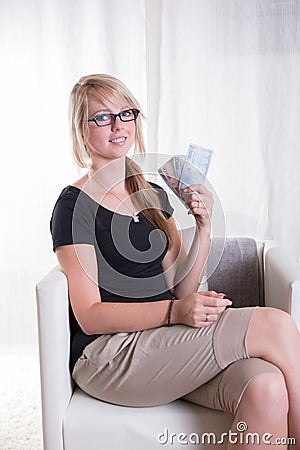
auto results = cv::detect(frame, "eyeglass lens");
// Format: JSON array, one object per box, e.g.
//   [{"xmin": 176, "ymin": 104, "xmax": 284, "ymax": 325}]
[{"xmin": 90, "ymin": 109, "xmax": 139, "ymax": 127}]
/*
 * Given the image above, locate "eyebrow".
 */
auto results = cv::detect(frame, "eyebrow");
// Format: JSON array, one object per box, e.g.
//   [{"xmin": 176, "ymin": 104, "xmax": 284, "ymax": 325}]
[
  {"xmin": 91, "ymin": 107, "xmax": 131, "ymax": 116},
  {"xmin": 92, "ymin": 109, "xmax": 111, "ymax": 115}
]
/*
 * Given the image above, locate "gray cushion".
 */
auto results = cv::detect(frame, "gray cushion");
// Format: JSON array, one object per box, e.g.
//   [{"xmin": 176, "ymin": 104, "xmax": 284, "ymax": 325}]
[{"xmin": 207, "ymin": 237, "xmax": 264, "ymax": 308}]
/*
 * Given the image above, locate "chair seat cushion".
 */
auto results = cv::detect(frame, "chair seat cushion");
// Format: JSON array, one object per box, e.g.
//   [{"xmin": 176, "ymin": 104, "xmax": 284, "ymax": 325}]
[{"xmin": 63, "ymin": 388, "xmax": 233, "ymax": 450}]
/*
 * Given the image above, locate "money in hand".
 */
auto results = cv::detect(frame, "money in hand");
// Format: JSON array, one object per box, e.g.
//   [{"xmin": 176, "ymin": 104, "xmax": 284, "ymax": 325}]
[{"xmin": 158, "ymin": 143, "xmax": 213, "ymax": 208}]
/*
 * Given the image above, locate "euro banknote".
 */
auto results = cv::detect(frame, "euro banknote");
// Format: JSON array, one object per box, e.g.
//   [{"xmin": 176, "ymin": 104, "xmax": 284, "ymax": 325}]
[
  {"xmin": 158, "ymin": 143, "xmax": 213, "ymax": 207},
  {"xmin": 179, "ymin": 144, "xmax": 213, "ymax": 190}
]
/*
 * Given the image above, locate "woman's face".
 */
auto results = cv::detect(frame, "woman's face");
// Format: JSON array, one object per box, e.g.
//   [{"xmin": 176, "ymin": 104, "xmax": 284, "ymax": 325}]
[{"xmin": 84, "ymin": 96, "xmax": 136, "ymax": 164}]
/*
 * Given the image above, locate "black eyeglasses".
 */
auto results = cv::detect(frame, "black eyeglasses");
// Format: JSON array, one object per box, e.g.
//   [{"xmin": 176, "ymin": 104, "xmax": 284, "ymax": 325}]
[{"xmin": 87, "ymin": 108, "xmax": 140, "ymax": 127}]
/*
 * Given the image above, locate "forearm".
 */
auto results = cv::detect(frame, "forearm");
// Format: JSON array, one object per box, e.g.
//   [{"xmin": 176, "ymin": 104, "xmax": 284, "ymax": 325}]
[
  {"xmin": 173, "ymin": 227, "xmax": 211, "ymax": 298},
  {"xmin": 84, "ymin": 298, "xmax": 172, "ymax": 335}
]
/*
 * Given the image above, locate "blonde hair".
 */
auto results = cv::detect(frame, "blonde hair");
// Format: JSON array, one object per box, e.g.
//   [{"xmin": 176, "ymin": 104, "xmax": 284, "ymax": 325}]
[{"xmin": 69, "ymin": 74, "xmax": 174, "ymax": 246}]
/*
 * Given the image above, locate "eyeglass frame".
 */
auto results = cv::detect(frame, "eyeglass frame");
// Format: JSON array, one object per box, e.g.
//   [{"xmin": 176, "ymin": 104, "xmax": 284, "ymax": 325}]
[{"xmin": 87, "ymin": 108, "xmax": 140, "ymax": 127}]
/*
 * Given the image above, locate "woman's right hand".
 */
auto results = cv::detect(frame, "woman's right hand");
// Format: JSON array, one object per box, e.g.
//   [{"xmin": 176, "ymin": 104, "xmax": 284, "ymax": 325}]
[{"xmin": 172, "ymin": 291, "xmax": 232, "ymax": 327}]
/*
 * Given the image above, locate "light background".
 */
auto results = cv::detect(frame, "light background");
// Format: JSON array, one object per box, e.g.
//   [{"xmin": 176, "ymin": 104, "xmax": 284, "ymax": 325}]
[{"xmin": 0, "ymin": 0, "xmax": 300, "ymax": 352}]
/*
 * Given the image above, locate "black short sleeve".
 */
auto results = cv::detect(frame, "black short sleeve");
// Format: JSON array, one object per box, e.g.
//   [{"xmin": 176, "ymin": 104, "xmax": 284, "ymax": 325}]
[{"xmin": 50, "ymin": 186, "xmax": 96, "ymax": 251}]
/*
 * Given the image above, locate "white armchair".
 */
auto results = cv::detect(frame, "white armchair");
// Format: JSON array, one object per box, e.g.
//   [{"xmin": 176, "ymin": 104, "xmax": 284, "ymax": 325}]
[{"xmin": 36, "ymin": 228, "xmax": 300, "ymax": 450}]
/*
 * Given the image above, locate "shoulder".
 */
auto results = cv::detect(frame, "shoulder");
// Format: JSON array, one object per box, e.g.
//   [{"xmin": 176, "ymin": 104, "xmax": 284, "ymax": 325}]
[
  {"xmin": 51, "ymin": 185, "xmax": 100, "ymax": 232},
  {"xmin": 51, "ymin": 185, "xmax": 80, "ymax": 220},
  {"xmin": 50, "ymin": 186, "xmax": 79, "ymax": 238},
  {"xmin": 51, "ymin": 185, "xmax": 98, "ymax": 217},
  {"xmin": 148, "ymin": 181, "xmax": 167, "ymax": 195},
  {"xmin": 54, "ymin": 185, "xmax": 81, "ymax": 206},
  {"xmin": 50, "ymin": 185, "xmax": 95, "ymax": 251}
]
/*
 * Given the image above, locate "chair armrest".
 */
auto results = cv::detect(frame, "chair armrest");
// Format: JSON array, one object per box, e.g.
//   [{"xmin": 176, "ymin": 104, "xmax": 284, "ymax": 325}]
[
  {"xmin": 264, "ymin": 242, "xmax": 300, "ymax": 330},
  {"xmin": 36, "ymin": 266, "xmax": 74, "ymax": 450}
]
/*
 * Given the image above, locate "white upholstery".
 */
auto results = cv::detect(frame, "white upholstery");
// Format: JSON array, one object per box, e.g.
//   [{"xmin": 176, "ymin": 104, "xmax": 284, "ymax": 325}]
[
  {"xmin": 64, "ymin": 389, "xmax": 232, "ymax": 450},
  {"xmin": 36, "ymin": 228, "xmax": 300, "ymax": 450},
  {"xmin": 264, "ymin": 242, "xmax": 300, "ymax": 330}
]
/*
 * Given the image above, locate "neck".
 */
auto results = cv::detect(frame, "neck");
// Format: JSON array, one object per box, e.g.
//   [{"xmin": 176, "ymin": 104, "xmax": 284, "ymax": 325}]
[{"xmin": 88, "ymin": 157, "xmax": 127, "ymax": 193}]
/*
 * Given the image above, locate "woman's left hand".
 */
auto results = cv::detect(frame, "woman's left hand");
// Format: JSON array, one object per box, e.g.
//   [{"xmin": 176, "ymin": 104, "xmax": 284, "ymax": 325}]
[{"xmin": 183, "ymin": 184, "xmax": 214, "ymax": 232}]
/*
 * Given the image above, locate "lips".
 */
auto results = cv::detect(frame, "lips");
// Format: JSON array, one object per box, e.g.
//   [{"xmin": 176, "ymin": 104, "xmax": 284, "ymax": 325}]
[{"xmin": 109, "ymin": 136, "xmax": 126, "ymax": 144}]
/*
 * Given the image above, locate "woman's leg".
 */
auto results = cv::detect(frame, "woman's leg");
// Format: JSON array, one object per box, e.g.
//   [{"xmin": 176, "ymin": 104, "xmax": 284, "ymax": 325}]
[
  {"xmin": 229, "ymin": 372, "xmax": 288, "ymax": 449},
  {"xmin": 246, "ymin": 307, "xmax": 300, "ymax": 446},
  {"xmin": 181, "ymin": 357, "xmax": 288, "ymax": 448}
]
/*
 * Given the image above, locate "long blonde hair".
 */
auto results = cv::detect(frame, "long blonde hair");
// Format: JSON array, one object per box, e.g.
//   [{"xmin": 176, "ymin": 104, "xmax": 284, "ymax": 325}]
[{"xmin": 69, "ymin": 74, "xmax": 174, "ymax": 246}]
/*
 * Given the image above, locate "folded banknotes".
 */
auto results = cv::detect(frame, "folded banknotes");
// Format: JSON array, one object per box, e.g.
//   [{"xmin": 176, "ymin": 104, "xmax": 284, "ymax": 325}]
[{"xmin": 158, "ymin": 143, "xmax": 213, "ymax": 207}]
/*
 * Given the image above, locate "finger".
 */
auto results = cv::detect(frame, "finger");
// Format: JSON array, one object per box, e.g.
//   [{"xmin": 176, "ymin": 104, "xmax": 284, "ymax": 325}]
[
  {"xmin": 203, "ymin": 306, "xmax": 227, "ymax": 314},
  {"xmin": 189, "ymin": 203, "xmax": 207, "ymax": 212},
  {"xmin": 197, "ymin": 315, "xmax": 219, "ymax": 327},
  {"xmin": 168, "ymin": 176, "xmax": 179, "ymax": 187},
  {"xmin": 201, "ymin": 297, "xmax": 232, "ymax": 308},
  {"xmin": 201, "ymin": 291, "xmax": 227, "ymax": 298},
  {"xmin": 182, "ymin": 186, "xmax": 194, "ymax": 193},
  {"xmin": 185, "ymin": 184, "xmax": 211, "ymax": 195},
  {"xmin": 193, "ymin": 208, "xmax": 209, "ymax": 217},
  {"xmin": 190, "ymin": 199, "xmax": 206, "ymax": 208},
  {"xmin": 190, "ymin": 207, "xmax": 208, "ymax": 218},
  {"xmin": 188, "ymin": 202, "xmax": 209, "ymax": 214},
  {"xmin": 201, "ymin": 313, "xmax": 219, "ymax": 322},
  {"xmin": 189, "ymin": 193, "xmax": 206, "ymax": 204},
  {"xmin": 183, "ymin": 189, "xmax": 205, "ymax": 201}
]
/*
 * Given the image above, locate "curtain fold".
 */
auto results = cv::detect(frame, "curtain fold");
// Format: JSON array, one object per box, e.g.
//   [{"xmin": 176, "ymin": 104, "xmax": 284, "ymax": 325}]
[
  {"xmin": 156, "ymin": 0, "xmax": 300, "ymax": 259},
  {"xmin": 1, "ymin": 0, "xmax": 299, "ymax": 348}
]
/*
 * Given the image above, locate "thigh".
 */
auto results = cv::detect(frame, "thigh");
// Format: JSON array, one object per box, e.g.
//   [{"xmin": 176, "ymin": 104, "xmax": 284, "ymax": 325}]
[
  {"xmin": 182, "ymin": 358, "xmax": 282, "ymax": 415},
  {"xmin": 72, "ymin": 306, "xmax": 258, "ymax": 407},
  {"xmin": 73, "ymin": 323, "xmax": 220, "ymax": 406}
]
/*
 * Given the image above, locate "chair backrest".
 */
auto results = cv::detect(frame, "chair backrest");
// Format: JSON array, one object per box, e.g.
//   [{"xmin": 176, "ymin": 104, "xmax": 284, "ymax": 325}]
[
  {"xmin": 181, "ymin": 227, "xmax": 264, "ymax": 308},
  {"xmin": 207, "ymin": 236, "xmax": 264, "ymax": 307}
]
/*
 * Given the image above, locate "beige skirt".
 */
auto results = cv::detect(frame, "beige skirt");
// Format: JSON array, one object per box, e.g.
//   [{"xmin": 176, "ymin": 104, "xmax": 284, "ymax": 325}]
[{"xmin": 72, "ymin": 306, "xmax": 281, "ymax": 415}]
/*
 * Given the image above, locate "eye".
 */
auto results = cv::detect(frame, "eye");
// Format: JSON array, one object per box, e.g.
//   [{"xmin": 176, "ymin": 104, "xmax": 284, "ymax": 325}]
[
  {"xmin": 95, "ymin": 114, "xmax": 111, "ymax": 122},
  {"xmin": 120, "ymin": 109, "xmax": 133, "ymax": 118}
]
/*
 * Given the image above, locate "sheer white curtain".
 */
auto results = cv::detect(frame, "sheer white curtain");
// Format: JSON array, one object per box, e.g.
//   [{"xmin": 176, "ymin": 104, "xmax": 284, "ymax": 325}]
[
  {"xmin": 0, "ymin": 0, "xmax": 147, "ymax": 349},
  {"xmin": 1, "ymin": 0, "xmax": 299, "ymax": 350},
  {"xmin": 156, "ymin": 0, "xmax": 300, "ymax": 253}
]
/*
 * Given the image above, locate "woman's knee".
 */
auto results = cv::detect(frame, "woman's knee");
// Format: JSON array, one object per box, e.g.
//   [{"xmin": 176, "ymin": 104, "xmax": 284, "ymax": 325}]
[
  {"xmin": 246, "ymin": 307, "xmax": 295, "ymax": 358},
  {"xmin": 238, "ymin": 372, "xmax": 289, "ymax": 421},
  {"xmin": 255, "ymin": 307, "xmax": 292, "ymax": 332}
]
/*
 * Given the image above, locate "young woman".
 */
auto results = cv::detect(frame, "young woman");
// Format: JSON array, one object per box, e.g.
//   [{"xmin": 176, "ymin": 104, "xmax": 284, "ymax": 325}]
[{"xmin": 50, "ymin": 74, "xmax": 300, "ymax": 448}]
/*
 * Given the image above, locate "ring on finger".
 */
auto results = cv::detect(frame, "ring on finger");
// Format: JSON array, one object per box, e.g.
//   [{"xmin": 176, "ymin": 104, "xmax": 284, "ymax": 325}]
[{"xmin": 205, "ymin": 313, "xmax": 210, "ymax": 322}]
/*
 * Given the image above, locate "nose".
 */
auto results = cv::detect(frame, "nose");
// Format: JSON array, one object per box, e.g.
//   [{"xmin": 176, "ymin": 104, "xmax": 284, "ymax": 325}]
[{"xmin": 111, "ymin": 114, "xmax": 124, "ymax": 130}]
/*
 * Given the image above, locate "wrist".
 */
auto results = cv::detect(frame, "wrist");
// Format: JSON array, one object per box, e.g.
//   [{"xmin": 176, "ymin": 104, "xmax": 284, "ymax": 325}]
[
  {"xmin": 196, "ymin": 225, "xmax": 211, "ymax": 237},
  {"xmin": 168, "ymin": 298, "xmax": 180, "ymax": 325},
  {"xmin": 167, "ymin": 298, "xmax": 175, "ymax": 326}
]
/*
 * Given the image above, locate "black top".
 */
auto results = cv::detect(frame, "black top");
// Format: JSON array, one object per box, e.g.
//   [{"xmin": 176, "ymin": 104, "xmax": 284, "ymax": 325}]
[{"xmin": 50, "ymin": 182, "xmax": 174, "ymax": 371}]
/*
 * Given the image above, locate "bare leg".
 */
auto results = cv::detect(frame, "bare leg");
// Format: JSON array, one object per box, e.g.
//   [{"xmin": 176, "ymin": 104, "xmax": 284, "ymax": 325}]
[
  {"xmin": 228, "ymin": 372, "xmax": 288, "ymax": 449},
  {"xmin": 245, "ymin": 307, "xmax": 300, "ymax": 447}
]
